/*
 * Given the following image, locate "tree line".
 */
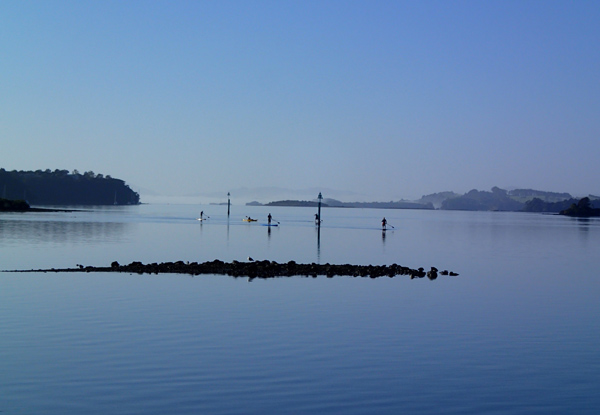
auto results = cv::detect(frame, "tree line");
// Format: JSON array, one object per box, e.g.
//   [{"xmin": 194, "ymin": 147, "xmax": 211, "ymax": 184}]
[
  {"xmin": 438, "ymin": 187, "xmax": 598, "ymax": 213},
  {"xmin": 0, "ymin": 169, "xmax": 140, "ymax": 205}
]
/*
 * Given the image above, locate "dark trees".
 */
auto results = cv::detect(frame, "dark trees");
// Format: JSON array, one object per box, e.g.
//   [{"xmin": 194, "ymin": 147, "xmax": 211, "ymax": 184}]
[
  {"xmin": 559, "ymin": 197, "xmax": 600, "ymax": 217},
  {"xmin": 0, "ymin": 169, "xmax": 140, "ymax": 205}
]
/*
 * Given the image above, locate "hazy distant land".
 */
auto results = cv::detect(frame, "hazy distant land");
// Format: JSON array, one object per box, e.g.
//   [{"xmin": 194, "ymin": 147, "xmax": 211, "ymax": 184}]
[
  {"xmin": 248, "ymin": 187, "xmax": 600, "ymax": 214},
  {"xmin": 2, "ymin": 168, "xmax": 599, "ymax": 216}
]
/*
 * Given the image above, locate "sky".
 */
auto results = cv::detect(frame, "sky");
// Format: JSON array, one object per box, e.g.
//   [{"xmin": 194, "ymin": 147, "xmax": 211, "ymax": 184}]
[{"xmin": 1, "ymin": 0, "xmax": 599, "ymax": 203}]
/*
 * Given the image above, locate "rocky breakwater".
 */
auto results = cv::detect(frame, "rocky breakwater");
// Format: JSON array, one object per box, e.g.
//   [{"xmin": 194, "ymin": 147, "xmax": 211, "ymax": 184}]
[{"xmin": 8, "ymin": 260, "xmax": 459, "ymax": 280}]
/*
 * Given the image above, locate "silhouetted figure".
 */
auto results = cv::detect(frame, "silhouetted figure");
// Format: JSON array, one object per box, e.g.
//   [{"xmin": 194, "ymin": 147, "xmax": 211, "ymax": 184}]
[
  {"xmin": 315, "ymin": 213, "xmax": 320, "ymax": 224},
  {"xmin": 268, "ymin": 213, "xmax": 272, "ymax": 224},
  {"xmin": 200, "ymin": 211, "xmax": 204, "ymax": 220},
  {"xmin": 382, "ymin": 217, "xmax": 387, "ymax": 230}
]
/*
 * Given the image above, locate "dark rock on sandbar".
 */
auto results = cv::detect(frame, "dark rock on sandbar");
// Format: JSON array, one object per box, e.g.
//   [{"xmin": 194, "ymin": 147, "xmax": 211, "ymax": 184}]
[{"xmin": 4, "ymin": 260, "xmax": 459, "ymax": 280}]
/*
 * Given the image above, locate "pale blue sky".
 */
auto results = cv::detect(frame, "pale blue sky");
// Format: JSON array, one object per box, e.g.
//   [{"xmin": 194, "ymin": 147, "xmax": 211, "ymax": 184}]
[{"xmin": 2, "ymin": 0, "xmax": 599, "ymax": 202}]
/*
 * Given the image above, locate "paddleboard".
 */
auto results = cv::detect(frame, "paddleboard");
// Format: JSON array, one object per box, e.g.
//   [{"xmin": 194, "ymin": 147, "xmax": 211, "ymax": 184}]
[{"xmin": 262, "ymin": 224, "xmax": 279, "ymax": 227}]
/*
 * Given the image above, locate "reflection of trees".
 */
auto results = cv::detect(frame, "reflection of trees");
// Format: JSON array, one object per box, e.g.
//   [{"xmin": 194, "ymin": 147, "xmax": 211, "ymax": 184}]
[
  {"xmin": 0, "ymin": 219, "xmax": 129, "ymax": 245},
  {"xmin": 574, "ymin": 217, "xmax": 592, "ymax": 238}
]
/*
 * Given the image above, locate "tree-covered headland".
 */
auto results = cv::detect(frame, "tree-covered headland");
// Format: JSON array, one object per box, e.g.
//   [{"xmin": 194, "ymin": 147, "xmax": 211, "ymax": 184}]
[
  {"xmin": 0, "ymin": 169, "xmax": 140, "ymax": 206},
  {"xmin": 248, "ymin": 188, "xmax": 599, "ymax": 213},
  {"xmin": 559, "ymin": 197, "xmax": 600, "ymax": 217}
]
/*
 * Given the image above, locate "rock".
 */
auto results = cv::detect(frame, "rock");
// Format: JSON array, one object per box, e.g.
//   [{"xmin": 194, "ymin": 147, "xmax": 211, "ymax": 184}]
[
  {"xmin": 427, "ymin": 268, "xmax": 438, "ymax": 280},
  {"xmin": 10, "ymin": 260, "xmax": 460, "ymax": 281}
]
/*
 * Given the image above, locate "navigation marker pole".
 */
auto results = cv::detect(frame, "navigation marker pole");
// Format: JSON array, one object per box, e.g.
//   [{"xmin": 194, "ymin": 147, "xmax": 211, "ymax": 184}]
[
  {"xmin": 317, "ymin": 192, "xmax": 322, "ymax": 227},
  {"xmin": 227, "ymin": 192, "xmax": 231, "ymax": 217},
  {"xmin": 317, "ymin": 192, "xmax": 322, "ymax": 261}
]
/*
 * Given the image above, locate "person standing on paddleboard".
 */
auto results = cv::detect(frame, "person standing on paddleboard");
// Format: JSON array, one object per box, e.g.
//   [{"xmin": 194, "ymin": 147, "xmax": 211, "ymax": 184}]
[
  {"xmin": 382, "ymin": 217, "xmax": 387, "ymax": 230},
  {"xmin": 268, "ymin": 213, "xmax": 272, "ymax": 225}
]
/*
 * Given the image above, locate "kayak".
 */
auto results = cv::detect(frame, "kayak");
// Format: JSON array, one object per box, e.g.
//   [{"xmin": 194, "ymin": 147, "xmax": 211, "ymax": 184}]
[{"xmin": 243, "ymin": 218, "xmax": 257, "ymax": 222}]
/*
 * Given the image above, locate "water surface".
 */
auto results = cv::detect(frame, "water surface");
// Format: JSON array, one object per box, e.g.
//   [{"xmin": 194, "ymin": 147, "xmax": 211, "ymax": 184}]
[{"xmin": 1, "ymin": 204, "xmax": 598, "ymax": 414}]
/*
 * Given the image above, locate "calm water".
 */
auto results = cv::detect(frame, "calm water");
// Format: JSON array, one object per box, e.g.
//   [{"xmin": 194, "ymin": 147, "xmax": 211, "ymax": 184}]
[{"xmin": 1, "ymin": 204, "xmax": 599, "ymax": 414}]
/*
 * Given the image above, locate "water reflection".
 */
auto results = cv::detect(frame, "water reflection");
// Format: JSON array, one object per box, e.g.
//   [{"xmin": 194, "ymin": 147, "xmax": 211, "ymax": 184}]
[
  {"xmin": 0, "ymin": 218, "xmax": 128, "ymax": 245},
  {"xmin": 316, "ymin": 225, "xmax": 321, "ymax": 263},
  {"xmin": 226, "ymin": 217, "xmax": 230, "ymax": 245},
  {"xmin": 573, "ymin": 217, "xmax": 597, "ymax": 242},
  {"xmin": 575, "ymin": 217, "xmax": 592, "ymax": 229},
  {"xmin": 559, "ymin": 216, "xmax": 600, "ymax": 241}
]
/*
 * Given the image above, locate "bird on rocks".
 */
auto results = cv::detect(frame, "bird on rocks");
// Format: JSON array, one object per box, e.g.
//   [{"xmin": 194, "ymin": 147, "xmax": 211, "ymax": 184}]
[{"xmin": 247, "ymin": 257, "xmax": 254, "ymax": 262}]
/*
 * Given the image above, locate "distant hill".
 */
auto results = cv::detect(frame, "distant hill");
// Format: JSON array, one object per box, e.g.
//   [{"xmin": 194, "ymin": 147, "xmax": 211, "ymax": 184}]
[
  {"xmin": 248, "ymin": 198, "xmax": 433, "ymax": 210},
  {"xmin": 559, "ymin": 197, "xmax": 600, "ymax": 217},
  {"xmin": 323, "ymin": 198, "xmax": 433, "ymax": 210},
  {"xmin": 416, "ymin": 192, "xmax": 460, "ymax": 209},
  {"xmin": 234, "ymin": 186, "xmax": 595, "ymax": 213},
  {"xmin": 438, "ymin": 187, "xmax": 587, "ymax": 212},
  {"xmin": 507, "ymin": 189, "xmax": 573, "ymax": 203},
  {"xmin": 522, "ymin": 198, "xmax": 579, "ymax": 213},
  {"xmin": 248, "ymin": 187, "xmax": 587, "ymax": 212},
  {"xmin": 263, "ymin": 200, "xmax": 327, "ymax": 207},
  {"xmin": 524, "ymin": 195, "xmax": 600, "ymax": 214},
  {"xmin": 441, "ymin": 187, "xmax": 524, "ymax": 211},
  {"xmin": 0, "ymin": 169, "xmax": 140, "ymax": 205}
]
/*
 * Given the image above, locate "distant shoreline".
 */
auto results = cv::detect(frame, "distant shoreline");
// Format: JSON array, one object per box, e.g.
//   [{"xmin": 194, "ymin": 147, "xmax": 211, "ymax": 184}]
[
  {"xmin": 243, "ymin": 189, "xmax": 600, "ymax": 213},
  {"xmin": 1, "ymin": 198, "xmax": 83, "ymax": 213},
  {"xmin": 29, "ymin": 207, "xmax": 82, "ymax": 213},
  {"xmin": 247, "ymin": 199, "xmax": 434, "ymax": 210},
  {"xmin": 0, "ymin": 207, "xmax": 82, "ymax": 213}
]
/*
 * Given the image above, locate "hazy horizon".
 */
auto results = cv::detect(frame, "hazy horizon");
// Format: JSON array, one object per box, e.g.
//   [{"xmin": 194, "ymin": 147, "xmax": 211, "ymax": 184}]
[
  {"xmin": 133, "ymin": 183, "xmax": 592, "ymax": 207},
  {"xmin": 3, "ymin": 1, "xmax": 599, "ymax": 201}
]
